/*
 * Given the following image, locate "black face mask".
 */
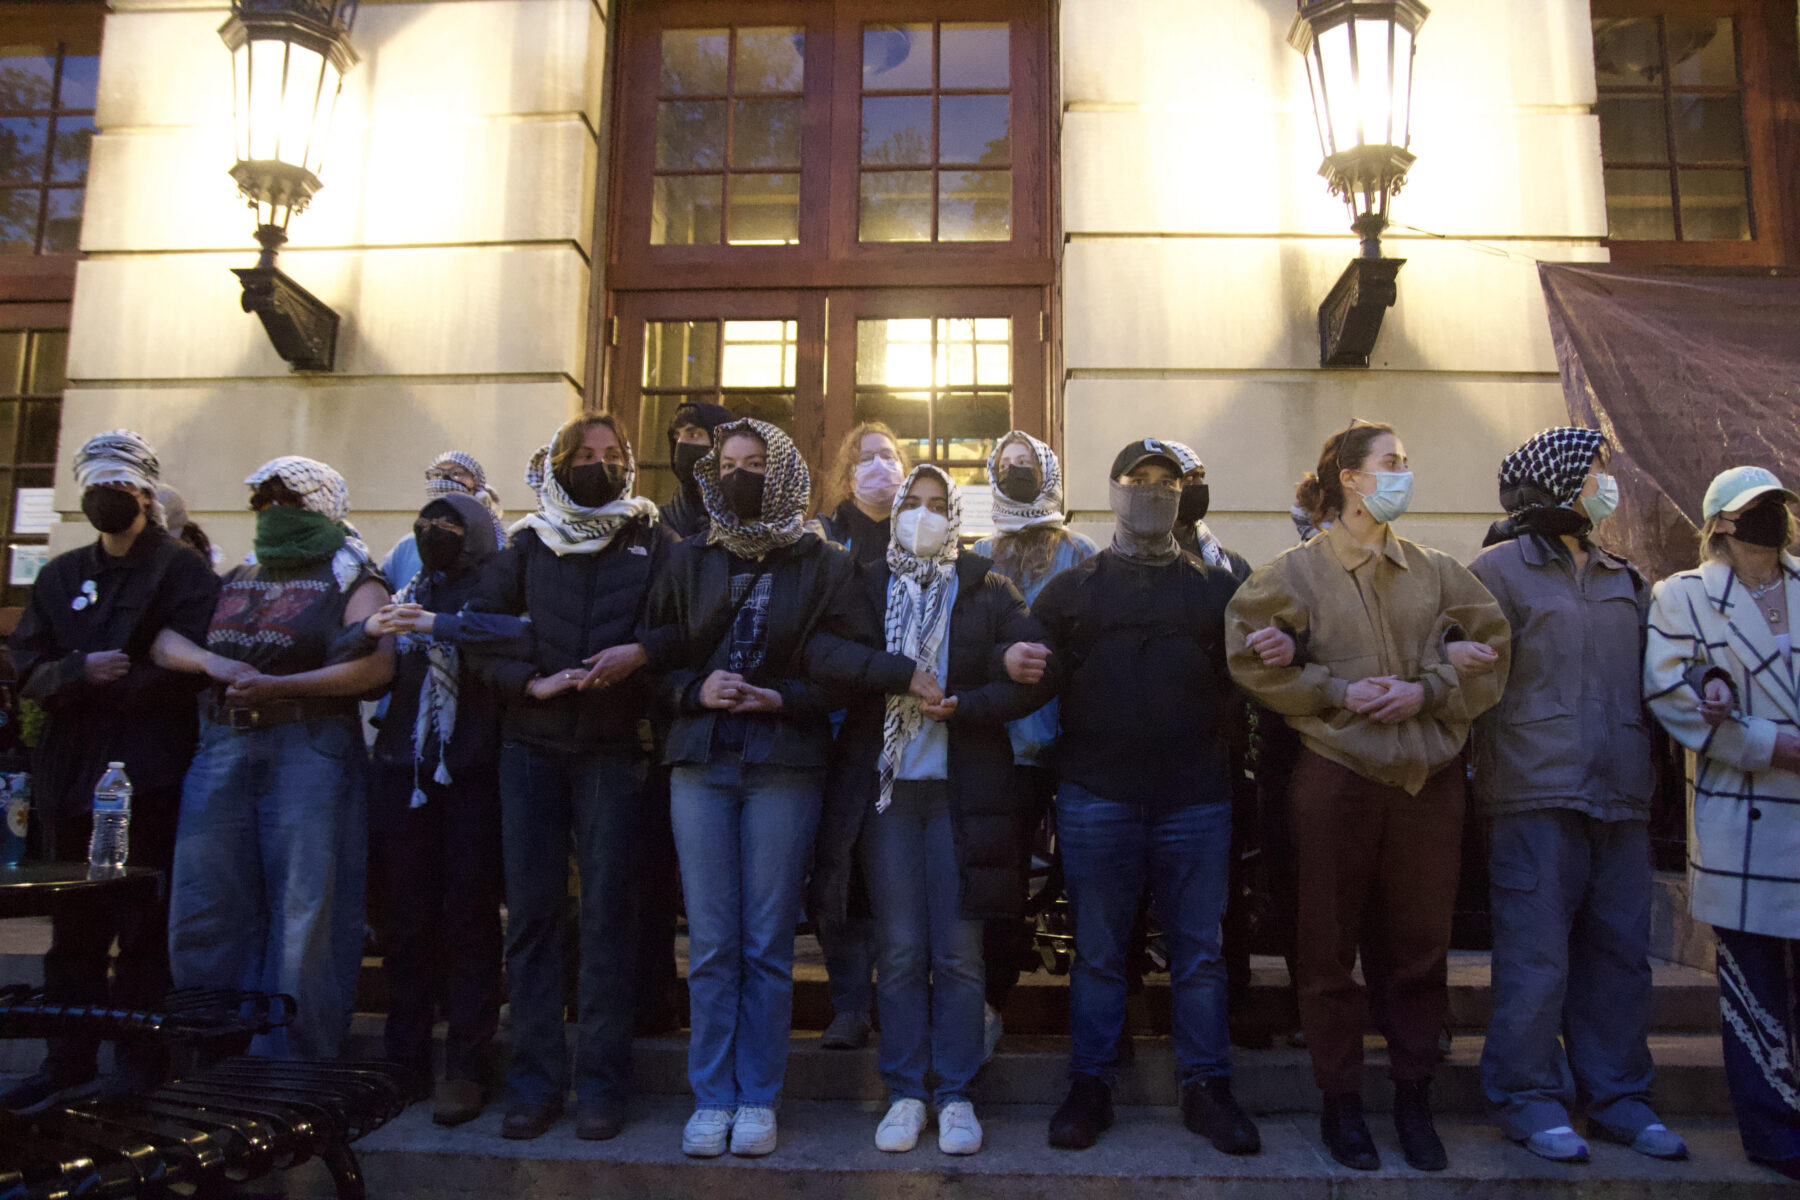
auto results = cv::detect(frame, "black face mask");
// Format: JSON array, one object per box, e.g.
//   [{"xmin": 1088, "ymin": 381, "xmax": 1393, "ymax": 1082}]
[
  {"xmin": 83, "ymin": 487, "xmax": 142, "ymax": 535},
  {"xmin": 717, "ymin": 468, "xmax": 767, "ymax": 521},
  {"xmin": 416, "ymin": 524, "xmax": 465, "ymax": 573},
  {"xmin": 672, "ymin": 442, "xmax": 709, "ymax": 490},
  {"xmin": 1731, "ymin": 499, "xmax": 1791, "ymax": 548},
  {"xmin": 559, "ymin": 462, "xmax": 626, "ymax": 509},
  {"xmin": 997, "ymin": 465, "xmax": 1040, "ymax": 504},
  {"xmin": 1177, "ymin": 482, "xmax": 1210, "ymax": 526}
]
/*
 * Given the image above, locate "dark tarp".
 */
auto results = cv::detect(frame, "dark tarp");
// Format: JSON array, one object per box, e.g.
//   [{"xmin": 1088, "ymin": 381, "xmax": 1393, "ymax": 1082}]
[{"xmin": 1538, "ymin": 263, "xmax": 1800, "ymax": 582}]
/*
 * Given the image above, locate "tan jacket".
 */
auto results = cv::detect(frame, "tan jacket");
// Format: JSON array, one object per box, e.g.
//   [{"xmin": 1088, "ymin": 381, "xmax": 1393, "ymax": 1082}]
[
  {"xmin": 1226, "ymin": 522, "xmax": 1511, "ymax": 794},
  {"xmin": 1645, "ymin": 556, "xmax": 1800, "ymax": 938}
]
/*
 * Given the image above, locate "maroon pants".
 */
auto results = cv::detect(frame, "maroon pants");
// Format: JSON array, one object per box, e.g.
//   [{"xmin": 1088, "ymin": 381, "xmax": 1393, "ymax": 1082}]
[{"xmin": 1290, "ymin": 749, "xmax": 1465, "ymax": 1095}]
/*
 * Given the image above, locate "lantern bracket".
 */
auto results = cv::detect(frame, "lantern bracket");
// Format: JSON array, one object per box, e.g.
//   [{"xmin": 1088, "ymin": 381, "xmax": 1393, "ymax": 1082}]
[
  {"xmin": 231, "ymin": 225, "xmax": 339, "ymax": 373},
  {"xmin": 1318, "ymin": 255, "xmax": 1404, "ymax": 368}
]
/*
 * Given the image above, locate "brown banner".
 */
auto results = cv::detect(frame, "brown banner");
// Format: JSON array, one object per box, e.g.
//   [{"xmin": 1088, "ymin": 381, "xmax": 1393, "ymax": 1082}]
[{"xmin": 1538, "ymin": 263, "xmax": 1800, "ymax": 581}]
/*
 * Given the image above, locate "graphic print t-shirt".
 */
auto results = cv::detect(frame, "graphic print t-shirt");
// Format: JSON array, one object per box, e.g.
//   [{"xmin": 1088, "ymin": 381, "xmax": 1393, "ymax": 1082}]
[{"xmin": 205, "ymin": 558, "xmax": 368, "ymax": 676}]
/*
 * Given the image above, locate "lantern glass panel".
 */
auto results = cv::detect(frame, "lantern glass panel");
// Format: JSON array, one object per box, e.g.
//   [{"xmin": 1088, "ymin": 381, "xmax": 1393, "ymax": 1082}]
[
  {"xmin": 246, "ymin": 39, "xmax": 285, "ymax": 161},
  {"xmin": 1392, "ymin": 23, "xmax": 1414, "ymax": 147},
  {"xmin": 231, "ymin": 43, "xmax": 251, "ymax": 162},
  {"xmin": 279, "ymin": 45, "xmax": 327, "ymax": 168},
  {"xmin": 1353, "ymin": 18, "xmax": 1393, "ymax": 147},
  {"xmin": 1318, "ymin": 23, "xmax": 1356, "ymax": 154}
]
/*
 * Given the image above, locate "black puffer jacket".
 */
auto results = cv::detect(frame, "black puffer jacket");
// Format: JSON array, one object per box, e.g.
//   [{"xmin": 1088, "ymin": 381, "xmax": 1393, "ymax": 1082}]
[
  {"xmin": 813, "ymin": 500, "xmax": 889, "ymax": 567},
  {"xmin": 465, "ymin": 519, "xmax": 681, "ymax": 752},
  {"xmin": 810, "ymin": 552, "xmax": 1049, "ymax": 923},
  {"xmin": 644, "ymin": 531, "xmax": 882, "ymax": 769}
]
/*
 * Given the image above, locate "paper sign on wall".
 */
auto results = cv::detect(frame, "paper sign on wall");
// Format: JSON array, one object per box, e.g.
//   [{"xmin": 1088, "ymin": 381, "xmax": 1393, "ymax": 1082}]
[
  {"xmin": 9, "ymin": 545, "xmax": 48, "ymax": 587},
  {"xmin": 12, "ymin": 488, "xmax": 54, "ymax": 536}
]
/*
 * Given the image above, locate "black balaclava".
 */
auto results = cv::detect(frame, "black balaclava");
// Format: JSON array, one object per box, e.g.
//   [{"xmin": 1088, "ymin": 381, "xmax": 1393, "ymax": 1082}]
[
  {"xmin": 417, "ymin": 494, "xmax": 498, "ymax": 579},
  {"xmin": 668, "ymin": 402, "xmax": 736, "ymax": 495},
  {"xmin": 83, "ymin": 487, "xmax": 143, "ymax": 535}
]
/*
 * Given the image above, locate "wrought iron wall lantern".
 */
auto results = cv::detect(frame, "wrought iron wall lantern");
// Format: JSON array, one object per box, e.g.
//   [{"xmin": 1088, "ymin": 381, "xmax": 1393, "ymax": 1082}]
[
  {"xmin": 219, "ymin": 0, "xmax": 359, "ymax": 372},
  {"xmin": 1288, "ymin": 0, "xmax": 1428, "ymax": 367}
]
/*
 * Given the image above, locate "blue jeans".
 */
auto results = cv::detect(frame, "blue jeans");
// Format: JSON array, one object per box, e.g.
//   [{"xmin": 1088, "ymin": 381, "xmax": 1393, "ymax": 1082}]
[
  {"xmin": 861, "ymin": 780, "xmax": 985, "ymax": 1107},
  {"xmin": 168, "ymin": 717, "xmax": 368, "ymax": 1060},
  {"xmin": 671, "ymin": 761, "xmax": 823, "ymax": 1111},
  {"xmin": 499, "ymin": 742, "xmax": 646, "ymax": 1109},
  {"xmin": 816, "ymin": 913, "xmax": 875, "ymax": 1023},
  {"xmin": 1481, "ymin": 810, "xmax": 1657, "ymax": 1141},
  {"xmin": 1056, "ymin": 783, "xmax": 1231, "ymax": 1087}
]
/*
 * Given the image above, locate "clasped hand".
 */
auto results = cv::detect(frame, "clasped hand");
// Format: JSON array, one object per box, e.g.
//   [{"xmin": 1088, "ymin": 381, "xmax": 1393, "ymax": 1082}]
[
  {"xmin": 1344, "ymin": 676, "xmax": 1426, "ymax": 724},
  {"xmin": 364, "ymin": 602, "xmax": 434, "ymax": 637},
  {"xmin": 699, "ymin": 670, "xmax": 783, "ymax": 713}
]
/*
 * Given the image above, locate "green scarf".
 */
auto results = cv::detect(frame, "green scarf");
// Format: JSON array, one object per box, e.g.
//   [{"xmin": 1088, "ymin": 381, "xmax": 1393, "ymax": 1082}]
[{"xmin": 253, "ymin": 505, "xmax": 347, "ymax": 568}]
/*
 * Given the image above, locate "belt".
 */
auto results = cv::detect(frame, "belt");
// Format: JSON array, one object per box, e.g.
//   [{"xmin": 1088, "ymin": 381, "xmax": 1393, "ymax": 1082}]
[{"xmin": 209, "ymin": 697, "xmax": 358, "ymax": 732}]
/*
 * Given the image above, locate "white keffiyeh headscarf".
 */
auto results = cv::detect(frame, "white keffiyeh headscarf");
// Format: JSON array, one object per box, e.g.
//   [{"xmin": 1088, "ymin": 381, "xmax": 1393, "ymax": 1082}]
[
  {"xmin": 75, "ymin": 430, "xmax": 166, "ymax": 526},
  {"xmin": 244, "ymin": 455, "xmax": 376, "ymax": 591},
  {"xmin": 986, "ymin": 431, "xmax": 1066, "ymax": 534},
  {"xmin": 1155, "ymin": 438, "xmax": 1232, "ymax": 570},
  {"xmin": 698, "ymin": 418, "xmax": 812, "ymax": 559},
  {"xmin": 877, "ymin": 464, "xmax": 962, "ymax": 814},
  {"xmin": 511, "ymin": 436, "xmax": 658, "ymax": 557}
]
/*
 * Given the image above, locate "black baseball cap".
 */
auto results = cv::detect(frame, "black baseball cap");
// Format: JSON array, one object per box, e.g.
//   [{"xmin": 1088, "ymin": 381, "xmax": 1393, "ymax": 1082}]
[{"xmin": 1110, "ymin": 439, "xmax": 1180, "ymax": 480}]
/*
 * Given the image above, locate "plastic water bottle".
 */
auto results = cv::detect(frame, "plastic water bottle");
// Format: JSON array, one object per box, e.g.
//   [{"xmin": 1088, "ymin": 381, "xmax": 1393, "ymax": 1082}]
[{"xmin": 87, "ymin": 762, "xmax": 132, "ymax": 871}]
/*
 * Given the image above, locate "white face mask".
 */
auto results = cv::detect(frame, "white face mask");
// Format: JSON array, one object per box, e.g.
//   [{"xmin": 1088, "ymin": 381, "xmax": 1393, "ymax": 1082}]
[
  {"xmin": 854, "ymin": 456, "xmax": 905, "ymax": 506},
  {"xmin": 1355, "ymin": 470, "xmax": 1414, "ymax": 524},
  {"xmin": 895, "ymin": 506, "xmax": 951, "ymax": 557},
  {"xmin": 1579, "ymin": 472, "xmax": 1620, "ymax": 524}
]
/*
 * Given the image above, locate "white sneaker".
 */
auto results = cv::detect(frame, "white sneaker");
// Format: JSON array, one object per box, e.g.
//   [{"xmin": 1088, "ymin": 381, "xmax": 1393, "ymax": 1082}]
[
  {"xmin": 730, "ymin": 1105, "xmax": 778, "ymax": 1157},
  {"xmin": 937, "ymin": 1100, "xmax": 982, "ymax": 1155},
  {"xmin": 875, "ymin": 1098, "xmax": 929, "ymax": 1152},
  {"xmin": 682, "ymin": 1108, "xmax": 735, "ymax": 1158}
]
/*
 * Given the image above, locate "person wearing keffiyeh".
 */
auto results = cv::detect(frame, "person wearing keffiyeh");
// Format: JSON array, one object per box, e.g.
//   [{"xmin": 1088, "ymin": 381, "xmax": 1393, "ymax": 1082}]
[
  {"xmin": 359, "ymin": 491, "xmax": 523, "ymax": 1127},
  {"xmin": 1468, "ymin": 429, "xmax": 1688, "ymax": 1166},
  {"xmin": 0, "ymin": 430, "xmax": 220, "ymax": 1111},
  {"xmin": 642, "ymin": 417, "xmax": 880, "ymax": 1159},
  {"xmin": 157, "ymin": 454, "xmax": 394, "ymax": 1067},
  {"xmin": 457, "ymin": 413, "xmax": 679, "ymax": 1142},
  {"xmin": 808, "ymin": 465, "xmax": 1047, "ymax": 1157},
  {"xmin": 382, "ymin": 451, "xmax": 505, "ymax": 590}
]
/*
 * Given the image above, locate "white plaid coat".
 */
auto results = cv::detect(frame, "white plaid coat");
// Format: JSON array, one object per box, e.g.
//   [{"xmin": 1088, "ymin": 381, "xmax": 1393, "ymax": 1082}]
[{"xmin": 1645, "ymin": 554, "xmax": 1800, "ymax": 937}]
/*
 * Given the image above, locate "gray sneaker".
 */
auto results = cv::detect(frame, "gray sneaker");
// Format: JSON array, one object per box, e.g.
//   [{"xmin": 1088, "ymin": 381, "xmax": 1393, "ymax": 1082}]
[
  {"xmin": 821, "ymin": 1012, "xmax": 871, "ymax": 1049},
  {"xmin": 1597, "ymin": 1122, "xmax": 1688, "ymax": 1161},
  {"xmin": 1522, "ymin": 1126, "xmax": 1590, "ymax": 1163}
]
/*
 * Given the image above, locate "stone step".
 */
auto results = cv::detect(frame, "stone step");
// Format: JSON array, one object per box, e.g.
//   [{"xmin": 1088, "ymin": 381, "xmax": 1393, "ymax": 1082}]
[
  {"xmin": 347, "ymin": 946, "xmax": 1722, "ymax": 1035},
  {"xmin": 342, "ymin": 1017, "xmax": 1737, "ymax": 1116},
  {"xmin": 277, "ymin": 1097, "xmax": 1791, "ymax": 1200}
]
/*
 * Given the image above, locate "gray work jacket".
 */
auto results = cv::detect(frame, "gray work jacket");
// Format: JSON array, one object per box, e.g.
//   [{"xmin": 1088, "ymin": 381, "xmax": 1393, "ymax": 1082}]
[{"xmin": 1469, "ymin": 533, "xmax": 1655, "ymax": 820}]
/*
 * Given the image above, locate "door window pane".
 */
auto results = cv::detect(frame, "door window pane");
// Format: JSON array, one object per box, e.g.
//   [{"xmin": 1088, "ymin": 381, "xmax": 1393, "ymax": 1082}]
[
  {"xmin": 854, "ymin": 318, "xmax": 1011, "ymax": 483},
  {"xmin": 1592, "ymin": 14, "xmax": 1752, "ymax": 243},
  {"xmin": 859, "ymin": 21, "xmax": 1012, "ymax": 243},
  {"xmin": 721, "ymin": 320, "xmax": 798, "ymax": 387},
  {"xmin": 654, "ymin": 27, "xmax": 805, "ymax": 247},
  {"xmin": 0, "ymin": 37, "xmax": 97, "ymax": 254},
  {"xmin": 0, "ymin": 331, "xmax": 67, "ymax": 604},
  {"xmin": 645, "ymin": 320, "xmax": 719, "ymax": 388}
]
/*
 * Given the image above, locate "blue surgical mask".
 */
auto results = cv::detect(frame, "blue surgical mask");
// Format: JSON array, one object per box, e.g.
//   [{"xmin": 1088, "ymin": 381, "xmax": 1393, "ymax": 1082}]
[
  {"xmin": 1579, "ymin": 473, "xmax": 1619, "ymax": 525},
  {"xmin": 1357, "ymin": 471, "xmax": 1414, "ymax": 524}
]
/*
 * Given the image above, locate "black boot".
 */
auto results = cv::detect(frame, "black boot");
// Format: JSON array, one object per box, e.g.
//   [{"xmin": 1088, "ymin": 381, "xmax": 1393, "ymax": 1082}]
[
  {"xmin": 1048, "ymin": 1075, "xmax": 1114, "ymax": 1150},
  {"xmin": 1393, "ymin": 1079, "xmax": 1448, "ymax": 1171},
  {"xmin": 1180, "ymin": 1077, "xmax": 1261, "ymax": 1155},
  {"xmin": 1320, "ymin": 1091, "xmax": 1380, "ymax": 1171}
]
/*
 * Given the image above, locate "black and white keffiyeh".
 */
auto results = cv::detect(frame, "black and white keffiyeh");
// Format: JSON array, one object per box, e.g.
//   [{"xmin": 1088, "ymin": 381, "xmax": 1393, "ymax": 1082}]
[
  {"xmin": 1155, "ymin": 438, "xmax": 1232, "ymax": 569},
  {"xmin": 426, "ymin": 451, "xmax": 506, "ymax": 545},
  {"xmin": 1484, "ymin": 426, "xmax": 1606, "ymax": 547},
  {"xmin": 512, "ymin": 440, "xmax": 658, "ymax": 557},
  {"xmin": 986, "ymin": 431, "xmax": 1066, "ymax": 534},
  {"xmin": 394, "ymin": 568, "xmax": 457, "ymax": 808},
  {"xmin": 244, "ymin": 455, "xmax": 376, "ymax": 591},
  {"xmin": 75, "ymin": 429, "xmax": 166, "ymax": 526},
  {"xmin": 878, "ymin": 464, "xmax": 962, "ymax": 814},
  {"xmin": 1500, "ymin": 427, "xmax": 1605, "ymax": 512},
  {"xmin": 698, "ymin": 417, "xmax": 812, "ymax": 559}
]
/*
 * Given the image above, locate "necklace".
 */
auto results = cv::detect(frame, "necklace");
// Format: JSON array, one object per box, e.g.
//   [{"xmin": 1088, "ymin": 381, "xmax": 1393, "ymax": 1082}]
[{"xmin": 1743, "ymin": 575, "xmax": 1786, "ymax": 624}]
